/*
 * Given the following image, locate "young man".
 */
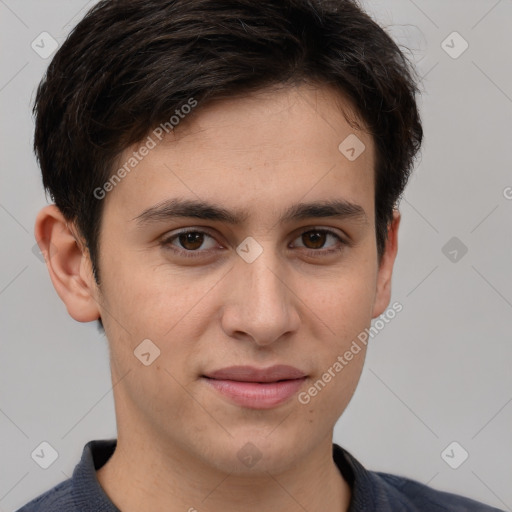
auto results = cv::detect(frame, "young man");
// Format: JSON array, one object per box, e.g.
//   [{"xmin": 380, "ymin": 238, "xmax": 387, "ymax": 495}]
[{"xmin": 19, "ymin": 0, "xmax": 504, "ymax": 510}]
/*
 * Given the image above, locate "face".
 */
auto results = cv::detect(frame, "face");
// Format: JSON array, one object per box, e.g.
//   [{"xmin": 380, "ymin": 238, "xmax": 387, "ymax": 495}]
[{"xmin": 71, "ymin": 84, "xmax": 398, "ymax": 474}]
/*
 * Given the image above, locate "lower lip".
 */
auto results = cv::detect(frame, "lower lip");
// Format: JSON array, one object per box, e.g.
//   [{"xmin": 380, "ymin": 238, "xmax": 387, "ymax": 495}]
[{"xmin": 203, "ymin": 377, "xmax": 307, "ymax": 409}]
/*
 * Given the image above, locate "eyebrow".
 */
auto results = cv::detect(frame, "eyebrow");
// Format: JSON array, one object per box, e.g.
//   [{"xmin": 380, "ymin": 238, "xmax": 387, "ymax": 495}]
[{"xmin": 133, "ymin": 197, "xmax": 368, "ymax": 227}]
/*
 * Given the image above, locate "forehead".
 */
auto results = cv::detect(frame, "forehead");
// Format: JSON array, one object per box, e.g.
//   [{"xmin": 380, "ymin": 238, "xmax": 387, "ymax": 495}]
[{"xmin": 104, "ymin": 84, "xmax": 375, "ymax": 225}]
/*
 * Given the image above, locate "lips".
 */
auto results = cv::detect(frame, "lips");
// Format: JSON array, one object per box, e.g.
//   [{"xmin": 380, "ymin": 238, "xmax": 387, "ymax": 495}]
[
  {"xmin": 202, "ymin": 365, "xmax": 307, "ymax": 409},
  {"xmin": 204, "ymin": 365, "xmax": 307, "ymax": 382}
]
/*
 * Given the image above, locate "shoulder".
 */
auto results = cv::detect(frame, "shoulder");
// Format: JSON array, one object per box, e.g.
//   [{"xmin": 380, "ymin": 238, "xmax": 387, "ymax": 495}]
[
  {"xmin": 333, "ymin": 444, "xmax": 504, "ymax": 511},
  {"xmin": 15, "ymin": 478, "xmax": 75, "ymax": 512},
  {"xmin": 373, "ymin": 470, "xmax": 504, "ymax": 511},
  {"xmin": 15, "ymin": 438, "xmax": 118, "ymax": 512}
]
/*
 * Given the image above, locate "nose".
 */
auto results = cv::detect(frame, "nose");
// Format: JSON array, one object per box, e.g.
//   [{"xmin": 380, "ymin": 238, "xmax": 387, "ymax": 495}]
[{"xmin": 220, "ymin": 248, "xmax": 301, "ymax": 347}]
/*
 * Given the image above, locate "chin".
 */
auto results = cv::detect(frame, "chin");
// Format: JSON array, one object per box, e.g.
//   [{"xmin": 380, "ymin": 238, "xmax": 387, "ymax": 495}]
[{"xmin": 198, "ymin": 430, "xmax": 305, "ymax": 476}]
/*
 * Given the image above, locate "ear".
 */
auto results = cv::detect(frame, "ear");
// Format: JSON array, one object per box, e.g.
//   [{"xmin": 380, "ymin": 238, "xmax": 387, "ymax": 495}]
[
  {"xmin": 34, "ymin": 205, "xmax": 101, "ymax": 322},
  {"xmin": 372, "ymin": 209, "xmax": 401, "ymax": 318}
]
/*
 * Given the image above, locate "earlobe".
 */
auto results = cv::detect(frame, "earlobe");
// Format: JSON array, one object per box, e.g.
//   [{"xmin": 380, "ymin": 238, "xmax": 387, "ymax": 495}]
[
  {"xmin": 372, "ymin": 209, "xmax": 401, "ymax": 319},
  {"xmin": 34, "ymin": 205, "xmax": 101, "ymax": 323}
]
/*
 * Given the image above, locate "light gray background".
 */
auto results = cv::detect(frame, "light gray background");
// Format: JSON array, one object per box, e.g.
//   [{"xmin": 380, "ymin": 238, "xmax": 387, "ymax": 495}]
[{"xmin": 1, "ymin": 1, "xmax": 511, "ymax": 511}]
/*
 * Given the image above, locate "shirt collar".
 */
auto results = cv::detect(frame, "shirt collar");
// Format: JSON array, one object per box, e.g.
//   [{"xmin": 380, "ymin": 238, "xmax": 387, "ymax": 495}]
[{"xmin": 71, "ymin": 439, "xmax": 119, "ymax": 512}]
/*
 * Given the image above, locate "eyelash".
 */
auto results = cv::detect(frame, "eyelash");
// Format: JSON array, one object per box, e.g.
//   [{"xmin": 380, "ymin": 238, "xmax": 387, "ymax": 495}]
[{"xmin": 160, "ymin": 228, "xmax": 347, "ymax": 259}]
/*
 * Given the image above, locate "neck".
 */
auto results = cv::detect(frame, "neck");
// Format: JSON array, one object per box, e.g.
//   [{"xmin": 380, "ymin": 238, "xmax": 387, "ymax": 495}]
[{"xmin": 96, "ymin": 430, "xmax": 351, "ymax": 512}]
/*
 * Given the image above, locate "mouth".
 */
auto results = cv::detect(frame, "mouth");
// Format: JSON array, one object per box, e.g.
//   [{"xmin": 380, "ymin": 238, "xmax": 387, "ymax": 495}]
[{"xmin": 202, "ymin": 365, "xmax": 307, "ymax": 409}]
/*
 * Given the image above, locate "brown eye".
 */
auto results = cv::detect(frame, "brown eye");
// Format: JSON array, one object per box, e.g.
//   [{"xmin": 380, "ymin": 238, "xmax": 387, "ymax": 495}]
[
  {"xmin": 178, "ymin": 232, "xmax": 204, "ymax": 250},
  {"xmin": 162, "ymin": 230, "xmax": 219, "ymax": 256},
  {"xmin": 291, "ymin": 228, "xmax": 346, "ymax": 255},
  {"xmin": 302, "ymin": 230, "xmax": 327, "ymax": 249}
]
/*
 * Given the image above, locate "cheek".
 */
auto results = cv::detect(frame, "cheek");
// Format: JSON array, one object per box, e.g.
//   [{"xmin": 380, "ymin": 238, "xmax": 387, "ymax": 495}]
[
  {"xmin": 303, "ymin": 262, "xmax": 377, "ymax": 339},
  {"xmin": 295, "ymin": 259, "xmax": 375, "ymax": 410},
  {"xmin": 299, "ymin": 339, "xmax": 367, "ymax": 426},
  {"xmin": 100, "ymin": 251, "xmax": 222, "ymax": 338},
  {"xmin": 99, "ymin": 265, "xmax": 227, "ymax": 398}
]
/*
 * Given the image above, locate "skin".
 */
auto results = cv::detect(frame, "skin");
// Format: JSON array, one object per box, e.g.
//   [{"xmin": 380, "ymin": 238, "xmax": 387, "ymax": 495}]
[{"xmin": 35, "ymin": 83, "xmax": 400, "ymax": 512}]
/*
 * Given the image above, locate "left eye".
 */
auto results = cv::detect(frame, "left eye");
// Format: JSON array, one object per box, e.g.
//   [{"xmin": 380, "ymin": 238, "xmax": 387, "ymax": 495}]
[{"xmin": 291, "ymin": 229, "xmax": 343, "ymax": 251}]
